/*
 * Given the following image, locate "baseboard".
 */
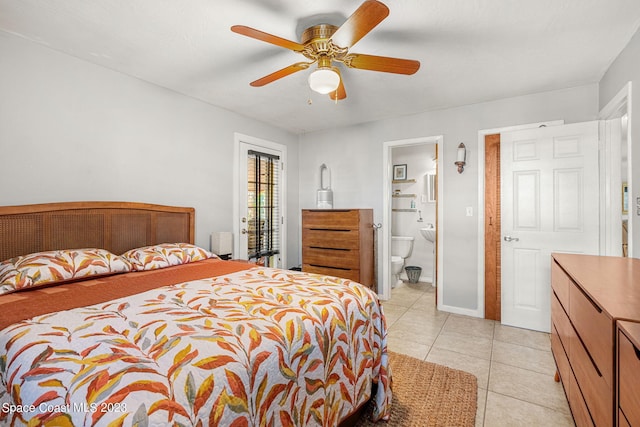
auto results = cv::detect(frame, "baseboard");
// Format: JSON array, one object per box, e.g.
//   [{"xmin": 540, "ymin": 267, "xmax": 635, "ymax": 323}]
[{"xmin": 438, "ymin": 303, "xmax": 482, "ymax": 318}]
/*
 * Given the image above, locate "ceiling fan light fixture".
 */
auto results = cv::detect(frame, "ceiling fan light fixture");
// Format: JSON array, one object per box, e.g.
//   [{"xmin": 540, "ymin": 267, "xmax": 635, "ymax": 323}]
[{"xmin": 308, "ymin": 67, "xmax": 340, "ymax": 94}]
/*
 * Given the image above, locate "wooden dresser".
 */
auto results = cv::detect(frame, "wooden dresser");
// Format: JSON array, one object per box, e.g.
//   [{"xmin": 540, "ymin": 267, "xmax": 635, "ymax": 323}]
[
  {"xmin": 301, "ymin": 209, "xmax": 374, "ymax": 288},
  {"xmin": 617, "ymin": 321, "xmax": 640, "ymax": 427},
  {"xmin": 551, "ymin": 253, "xmax": 640, "ymax": 426}
]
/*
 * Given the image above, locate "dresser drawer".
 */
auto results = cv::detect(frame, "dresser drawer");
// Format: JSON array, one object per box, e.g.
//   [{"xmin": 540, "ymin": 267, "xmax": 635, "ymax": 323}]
[
  {"xmin": 569, "ymin": 282, "xmax": 614, "ymax": 387},
  {"xmin": 302, "ymin": 228, "xmax": 359, "ymax": 250},
  {"xmin": 302, "ymin": 247, "xmax": 360, "ymax": 270},
  {"xmin": 552, "ymin": 292, "xmax": 572, "ymax": 354},
  {"xmin": 302, "ymin": 210, "xmax": 360, "ymax": 229},
  {"xmin": 569, "ymin": 367, "xmax": 595, "ymax": 427},
  {"xmin": 618, "ymin": 328, "xmax": 640, "ymax": 426},
  {"xmin": 302, "ymin": 265, "xmax": 360, "ymax": 282},
  {"xmin": 551, "ymin": 324, "xmax": 571, "ymax": 386},
  {"xmin": 551, "ymin": 259, "xmax": 571, "ymax": 312},
  {"xmin": 570, "ymin": 331, "xmax": 612, "ymax": 427}
]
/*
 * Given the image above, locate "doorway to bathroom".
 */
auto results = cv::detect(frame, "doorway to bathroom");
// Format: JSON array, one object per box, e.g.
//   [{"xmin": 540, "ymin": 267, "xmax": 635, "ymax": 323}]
[{"xmin": 381, "ymin": 136, "xmax": 443, "ymax": 303}]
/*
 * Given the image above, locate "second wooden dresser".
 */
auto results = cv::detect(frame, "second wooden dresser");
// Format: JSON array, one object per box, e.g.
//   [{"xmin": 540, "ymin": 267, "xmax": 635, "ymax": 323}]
[
  {"xmin": 301, "ymin": 209, "xmax": 374, "ymax": 288},
  {"xmin": 551, "ymin": 253, "xmax": 640, "ymax": 426},
  {"xmin": 617, "ymin": 321, "xmax": 640, "ymax": 427}
]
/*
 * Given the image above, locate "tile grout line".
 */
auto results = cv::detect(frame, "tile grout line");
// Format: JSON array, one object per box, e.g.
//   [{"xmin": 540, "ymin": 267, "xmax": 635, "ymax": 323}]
[
  {"xmin": 479, "ymin": 323, "xmax": 499, "ymax": 426},
  {"xmin": 388, "ymin": 285, "xmax": 571, "ymax": 426},
  {"xmin": 485, "ymin": 390, "xmax": 572, "ymax": 417}
]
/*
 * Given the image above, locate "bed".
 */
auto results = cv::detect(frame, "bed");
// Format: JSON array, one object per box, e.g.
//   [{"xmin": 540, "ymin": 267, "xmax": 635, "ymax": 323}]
[{"xmin": 0, "ymin": 202, "xmax": 391, "ymax": 426}]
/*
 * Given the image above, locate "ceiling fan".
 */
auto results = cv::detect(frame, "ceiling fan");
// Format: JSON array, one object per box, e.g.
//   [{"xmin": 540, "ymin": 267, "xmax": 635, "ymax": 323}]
[{"xmin": 231, "ymin": 0, "xmax": 420, "ymax": 101}]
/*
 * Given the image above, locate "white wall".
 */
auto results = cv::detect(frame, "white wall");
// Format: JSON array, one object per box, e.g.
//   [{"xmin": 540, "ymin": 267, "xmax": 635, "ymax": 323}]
[
  {"xmin": 0, "ymin": 33, "xmax": 300, "ymax": 263},
  {"xmin": 599, "ymin": 26, "xmax": 640, "ymax": 257},
  {"xmin": 299, "ymin": 84, "xmax": 599, "ymax": 312}
]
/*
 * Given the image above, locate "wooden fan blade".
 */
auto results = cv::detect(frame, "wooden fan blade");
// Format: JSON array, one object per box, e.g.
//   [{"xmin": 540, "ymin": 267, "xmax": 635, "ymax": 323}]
[
  {"xmin": 231, "ymin": 25, "xmax": 305, "ymax": 52},
  {"xmin": 250, "ymin": 62, "xmax": 313, "ymax": 87},
  {"xmin": 331, "ymin": 0, "xmax": 389, "ymax": 48},
  {"xmin": 346, "ymin": 53, "xmax": 420, "ymax": 75},
  {"xmin": 329, "ymin": 69, "xmax": 346, "ymax": 101}
]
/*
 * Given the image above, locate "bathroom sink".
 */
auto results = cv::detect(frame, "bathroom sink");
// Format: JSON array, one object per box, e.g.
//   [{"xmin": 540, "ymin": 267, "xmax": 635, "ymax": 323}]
[{"xmin": 420, "ymin": 226, "xmax": 436, "ymax": 243}]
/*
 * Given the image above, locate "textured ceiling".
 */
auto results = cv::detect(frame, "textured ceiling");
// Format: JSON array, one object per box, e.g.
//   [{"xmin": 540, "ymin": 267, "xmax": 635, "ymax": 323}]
[{"xmin": 1, "ymin": 0, "xmax": 640, "ymax": 134}]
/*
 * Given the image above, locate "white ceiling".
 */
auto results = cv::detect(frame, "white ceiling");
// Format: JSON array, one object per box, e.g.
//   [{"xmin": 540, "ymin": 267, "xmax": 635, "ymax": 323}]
[{"xmin": 2, "ymin": 0, "xmax": 640, "ymax": 134}]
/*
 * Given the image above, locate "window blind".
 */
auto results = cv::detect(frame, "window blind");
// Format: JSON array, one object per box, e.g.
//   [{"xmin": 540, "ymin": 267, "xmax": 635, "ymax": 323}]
[{"xmin": 247, "ymin": 150, "xmax": 280, "ymax": 262}]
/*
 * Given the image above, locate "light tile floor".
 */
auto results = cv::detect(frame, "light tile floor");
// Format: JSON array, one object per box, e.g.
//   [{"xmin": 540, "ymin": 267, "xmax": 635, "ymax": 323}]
[{"xmin": 384, "ymin": 281, "xmax": 575, "ymax": 427}]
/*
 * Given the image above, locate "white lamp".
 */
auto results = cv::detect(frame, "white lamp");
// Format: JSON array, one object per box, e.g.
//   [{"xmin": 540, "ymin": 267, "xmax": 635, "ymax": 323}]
[
  {"xmin": 308, "ymin": 67, "xmax": 340, "ymax": 94},
  {"xmin": 210, "ymin": 232, "xmax": 233, "ymax": 259}
]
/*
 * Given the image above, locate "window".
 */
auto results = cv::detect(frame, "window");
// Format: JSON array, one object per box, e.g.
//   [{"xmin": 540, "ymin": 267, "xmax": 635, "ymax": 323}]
[{"xmin": 247, "ymin": 150, "xmax": 280, "ymax": 266}]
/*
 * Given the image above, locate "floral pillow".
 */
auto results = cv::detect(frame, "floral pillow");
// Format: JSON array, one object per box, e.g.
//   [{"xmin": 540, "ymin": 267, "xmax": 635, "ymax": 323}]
[
  {"xmin": 0, "ymin": 248, "xmax": 131, "ymax": 295},
  {"xmin": 121, "ymin": 243, "xmax": 217, "ymax": 272}
]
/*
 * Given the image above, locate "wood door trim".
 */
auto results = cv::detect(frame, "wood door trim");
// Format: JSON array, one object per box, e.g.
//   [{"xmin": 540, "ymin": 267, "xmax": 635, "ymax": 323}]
[{"xmin": 484, "ymin": 134, "xmax": 501, "ymax": 320}]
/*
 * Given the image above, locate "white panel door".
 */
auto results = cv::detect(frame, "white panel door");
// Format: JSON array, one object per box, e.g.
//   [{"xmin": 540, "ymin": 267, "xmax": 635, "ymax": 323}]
[{"xmin": 501, "ymin": 121, "xmax": 599, "ymax": 332}]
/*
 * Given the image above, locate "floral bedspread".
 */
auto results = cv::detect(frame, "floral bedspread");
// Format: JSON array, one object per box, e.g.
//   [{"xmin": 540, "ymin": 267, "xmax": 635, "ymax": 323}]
[{"xmin": 0, "ymin": 266, "xmax": 390, "ymax": 426}]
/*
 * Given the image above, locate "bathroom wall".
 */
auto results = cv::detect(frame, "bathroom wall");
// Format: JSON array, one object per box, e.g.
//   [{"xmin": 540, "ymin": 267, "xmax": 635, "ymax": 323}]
[{"xmin": 391, "ymin": 144, "xmax": 437, "ymax": 282}]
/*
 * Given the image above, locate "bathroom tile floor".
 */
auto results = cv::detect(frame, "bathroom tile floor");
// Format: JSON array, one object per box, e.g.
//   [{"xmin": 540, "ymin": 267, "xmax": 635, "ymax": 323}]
[{"xmin": 384, "ymin": 281, "xmax": 575, "ymax": 427}]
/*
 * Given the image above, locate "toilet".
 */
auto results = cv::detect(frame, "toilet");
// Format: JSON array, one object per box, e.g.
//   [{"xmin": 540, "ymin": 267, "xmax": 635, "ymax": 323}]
[{"xmin": 391, "ymin": 236, "xmax": 414, "ymax": 287}]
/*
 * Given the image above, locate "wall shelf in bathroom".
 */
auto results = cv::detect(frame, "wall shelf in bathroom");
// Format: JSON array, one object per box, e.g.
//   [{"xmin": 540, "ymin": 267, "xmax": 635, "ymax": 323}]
[
  {"xmin": 392, "ymin": 179, "xmax": 417, "ymax": 184},
  {"xmin": 392, "ymin": 194, "xmax": 416, "ymax": 198},
  {"xmin": 392, "ymin": 208, "xmax": 417, "ymax": 212}
]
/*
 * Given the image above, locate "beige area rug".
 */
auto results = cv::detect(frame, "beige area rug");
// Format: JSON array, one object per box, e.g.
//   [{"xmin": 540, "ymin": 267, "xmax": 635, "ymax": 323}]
[{"xmin": 356, "ymin": 351, "xmax": 478, "ymax": 427}]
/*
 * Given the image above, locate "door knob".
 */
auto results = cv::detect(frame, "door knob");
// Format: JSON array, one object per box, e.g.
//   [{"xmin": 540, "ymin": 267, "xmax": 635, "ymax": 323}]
[{"xmin": 503, "ymin": 236, "xmax": 519, "ymax": 242}]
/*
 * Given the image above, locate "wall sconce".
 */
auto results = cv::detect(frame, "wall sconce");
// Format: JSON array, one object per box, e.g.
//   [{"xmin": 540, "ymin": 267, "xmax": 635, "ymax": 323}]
[{"xmin": 455, "ymin": 143, "xmax": 466, "ymax": 174}]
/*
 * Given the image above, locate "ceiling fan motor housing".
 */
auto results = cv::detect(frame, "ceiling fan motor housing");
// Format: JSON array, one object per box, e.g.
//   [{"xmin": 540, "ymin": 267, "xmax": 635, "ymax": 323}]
[
  {"xmin": 301, "ymin": 24, "xmax": 347, "ymax": 62},
  {"xmin": 301, "ymin": 24, "xmax": 338, "ymax": 44}
]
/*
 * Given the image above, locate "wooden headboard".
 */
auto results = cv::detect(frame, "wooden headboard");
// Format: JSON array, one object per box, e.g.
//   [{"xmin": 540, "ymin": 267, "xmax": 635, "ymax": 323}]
[{"xmin": 0, "ymin": 201, "xmax": 195, "ymax": 260}]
